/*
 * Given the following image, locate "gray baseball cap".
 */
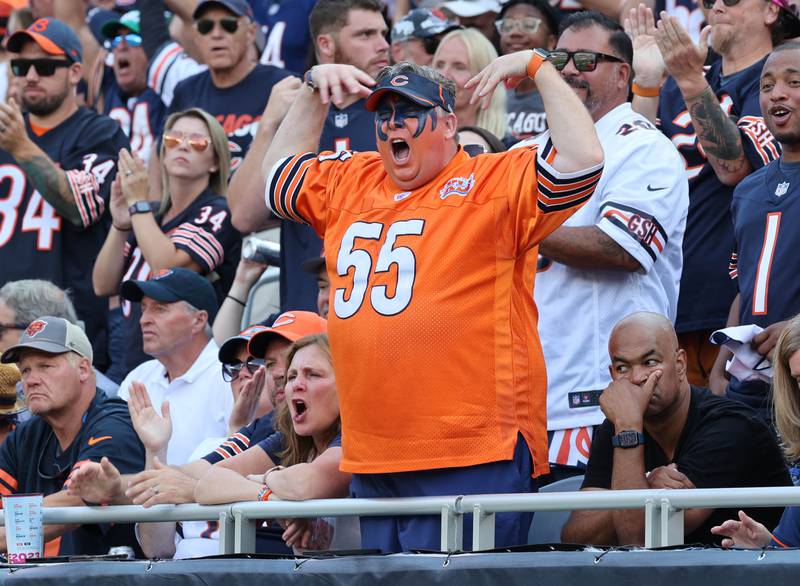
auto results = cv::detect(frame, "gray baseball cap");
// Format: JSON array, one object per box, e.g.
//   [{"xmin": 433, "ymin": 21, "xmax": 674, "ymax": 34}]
[{"xmin": 1, "ymin": 316, "xmax": 93, "ymax": 364}]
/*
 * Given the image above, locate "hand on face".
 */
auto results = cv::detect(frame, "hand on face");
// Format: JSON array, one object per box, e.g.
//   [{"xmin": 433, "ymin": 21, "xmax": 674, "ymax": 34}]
[{"xmin": 599, "ymin": 369, "xmax": 661, "ymax": 429}]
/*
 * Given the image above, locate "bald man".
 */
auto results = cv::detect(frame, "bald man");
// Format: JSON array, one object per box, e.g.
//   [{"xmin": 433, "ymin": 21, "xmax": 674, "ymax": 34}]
[{"xmin": 560, "ymin": 312, "xmax": 790, "ymax": 547}]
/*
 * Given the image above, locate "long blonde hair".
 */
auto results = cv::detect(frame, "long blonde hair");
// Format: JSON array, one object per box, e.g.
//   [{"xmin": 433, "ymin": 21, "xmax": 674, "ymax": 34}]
[
  {"xmin": 158, "ymin": 108, "xmax": 231, "ymax": 215},
  {"xmin": 437, "ymin": 28, "xmax": 507, "ymax": 138},
  {"xmin": 773, "ymin": 315, "xmax": 800, "ymax": 461},
  {"xmin": 275, "ymin": 334, "xmax": 341, "ymax": 467}
]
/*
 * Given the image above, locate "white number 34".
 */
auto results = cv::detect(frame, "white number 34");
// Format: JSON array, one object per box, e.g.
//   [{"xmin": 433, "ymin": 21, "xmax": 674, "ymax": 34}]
[{"xmin": 334, "ymin": 219, "xmax": 425, "ymax": 319}]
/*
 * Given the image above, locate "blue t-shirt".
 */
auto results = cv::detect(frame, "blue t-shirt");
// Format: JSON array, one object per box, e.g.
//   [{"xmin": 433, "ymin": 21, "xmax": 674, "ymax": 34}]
[
  {"xmin": 169, "ymin": 64, "xmax": 292, "ymax": 172},
  {"xmin": 657, "ymin": 56, "xmax": 780, "ymax": 332},
  {"xmin": 772, "ymin": 506, "xmax": 800, "ymax": 547},
  {"xmin": 258, "ymin": 430, "xmax": 342, "ymax": 464},
  {"xmin": 727, "ymin": 159, "xmax": 800, "ymax": 405},
  {"xmin": 279, "ymin": 99, "xmax": 377, "ymax": 311},
  {"xmin": 251, "ymin": 0, "xmax": 317, "ymax": 74}
]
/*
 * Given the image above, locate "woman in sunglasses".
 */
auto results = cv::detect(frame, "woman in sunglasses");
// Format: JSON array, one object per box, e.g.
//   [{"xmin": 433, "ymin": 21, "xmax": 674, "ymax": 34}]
[
  {"xmin": 196, "ymin": 334, "xmax": 357, "ymax": 551},
  {"xmin": 93, "ymin": 107, "xmax": 242, "ymax": 378}
]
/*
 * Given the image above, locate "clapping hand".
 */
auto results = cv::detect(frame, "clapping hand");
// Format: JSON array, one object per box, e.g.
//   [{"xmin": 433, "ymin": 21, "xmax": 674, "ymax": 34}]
[{"xmin": 128, "ymin": 381, "xmax": 172, "ymax": 454}]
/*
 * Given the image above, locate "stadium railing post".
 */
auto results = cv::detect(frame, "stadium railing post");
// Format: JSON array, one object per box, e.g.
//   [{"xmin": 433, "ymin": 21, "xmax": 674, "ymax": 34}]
[
  {"xmin": 471, "ymin": 503, "xmax": 495, "ymax": 551},
  {"xmin": 233, "ymin": 509, "xmax": 257, "ymax": 553},
  {"xmin": 644, "ymin": 497, "xmax": 660, "ymax": 548},
  {"xmin": 218, "ymin": 510, "xmax": 236, "ymax": 555},
  {"xmin": 659, "ymin": 498, "xmax": 684, "ymax": 547},
  {"xmin": 440, "ymin": 503, "xmax": 463, "ymax": 552}
]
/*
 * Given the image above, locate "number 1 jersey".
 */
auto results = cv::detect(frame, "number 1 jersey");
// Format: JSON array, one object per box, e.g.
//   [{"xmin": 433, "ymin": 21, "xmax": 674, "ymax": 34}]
[{"xmin": 266, "ymin": 146, "xmax": 603, "ymax": 476}]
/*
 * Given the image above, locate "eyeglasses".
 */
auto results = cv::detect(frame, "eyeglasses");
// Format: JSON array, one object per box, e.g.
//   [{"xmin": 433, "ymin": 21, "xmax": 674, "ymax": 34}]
[
  {"xmin": 196, "ymin": 17, "xmax": 240, "ymax": 35},
  {"xmin": 163, "ymin": 131, "xmax": 211, "ymax": 152},
  {"xmin": 10, "ymin": 58, "xmax": 71, "ymax": 77},
  {"xmin": 547, "ymin": 50, "xmax": 624, "ymax": 72},
  {"xmin": 0, "ymin": 321, "xmax": 29, "ymax": 336},
  {"xmin": 495, "ymin": 17, "xmax": 543, "ymax": 35},
  {"xmin": 109, "ymin": 33, "xmax": 143, "ymax": 50},
  {"xmin": 222, "ymin": 358, "xmax": 265, "ymax": 382}
]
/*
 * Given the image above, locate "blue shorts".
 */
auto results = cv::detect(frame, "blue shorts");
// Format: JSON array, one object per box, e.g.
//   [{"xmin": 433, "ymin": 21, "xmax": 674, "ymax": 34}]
[{"xmin": 350, "ymin": 434, "xmax": 536, "ymax": 553}]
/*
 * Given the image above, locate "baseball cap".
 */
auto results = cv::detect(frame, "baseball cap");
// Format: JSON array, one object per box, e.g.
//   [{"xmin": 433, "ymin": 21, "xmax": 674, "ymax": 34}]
[
  {"xmin": 247, "ymin": 311, "xmax": 327, "ymax": 358},
  {"xmin": 773, "ymin": 0, "xmax": 800, "ymax": 38},
  {"xmin": 100, "ymin": 9, "xmax": 141, "ymax": 38},
  {"xmin": 0, "ymin": 364, "xmax": 25, "ymax": 416},
  {"xmin": 365, "ymin": 70, "xmax": 455, "ymax": 113},
  {"xmin": 218, "ymin": 325, "xmax": 270, "ymax": 364},
  {"xmin": 193, "ymin": 0, "xmax": 253, "ymax": 20},
  {"xmin": 1, "ymin": 316, "xmax": 93, "ymax": 364},
  {"xmin": 392, "ymin": 8, "xmax": 461, "ymax": 44},
  {"xmin": 120, "ymin": 267, "xmax": 219, "ymax": 323},
  {"xmin": 301, "ymin": 247, "xmax": 326, "ymax": 274},
  {"xmin": 441, "ymin": 0, "xmax": 501, "ymax": 18},
  {"xmin": 7, "ymin": 18, "xmax": 83, "ymax": 63}
]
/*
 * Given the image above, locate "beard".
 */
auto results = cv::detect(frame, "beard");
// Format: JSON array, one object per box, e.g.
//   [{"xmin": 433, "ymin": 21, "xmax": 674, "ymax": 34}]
[{"xmin": 22, "ymin": 81, "xmax": 69, "ymax": 117}]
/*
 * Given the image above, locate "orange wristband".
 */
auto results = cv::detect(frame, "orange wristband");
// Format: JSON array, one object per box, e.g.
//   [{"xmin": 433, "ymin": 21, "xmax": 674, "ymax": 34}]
[
  {"xmin": 526, "ymin": 49, "xmax": 548, "ymax": 80},
  {"xmin": 632, "ymin": 82, "xmax": 661, "ymax": 98}
]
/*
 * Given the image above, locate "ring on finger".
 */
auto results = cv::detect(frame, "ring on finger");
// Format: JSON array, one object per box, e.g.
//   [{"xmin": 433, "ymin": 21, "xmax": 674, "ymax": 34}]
[{"xmin": 153, "ymin": 485, "xmax": 160, "ymax": 494}]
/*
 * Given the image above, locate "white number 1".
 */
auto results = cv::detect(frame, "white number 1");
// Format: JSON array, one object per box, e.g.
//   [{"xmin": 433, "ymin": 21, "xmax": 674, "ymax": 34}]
[{"xmin": 752, "ymin": 212, "xmax": 781, "ymax": 316}]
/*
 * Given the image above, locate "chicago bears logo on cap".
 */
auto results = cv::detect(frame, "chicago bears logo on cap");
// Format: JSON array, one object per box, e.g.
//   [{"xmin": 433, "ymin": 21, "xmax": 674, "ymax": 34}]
[
  {"xmin": 152, "ymin": 269, "xmax": 173, "ymax": 280},
  {"xmin": 31, "ymin": 18, "xmax": 50, "ymax": 32},
  {"xmin": 26, "ymin": 320, "xmax": 48, "ymax": 337},
  {"xmin": 391, "ymin": 75, "xmax": 409, "ymax": 87},
  {"xmin": 271, "ymin": 313, "xmax": 297, "ymax": 328}
]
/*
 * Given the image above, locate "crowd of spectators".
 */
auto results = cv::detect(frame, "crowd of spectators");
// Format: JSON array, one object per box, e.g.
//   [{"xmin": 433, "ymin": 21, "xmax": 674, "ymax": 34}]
[{"xmin": 0, "ymin": 0, "xmax": 799, "ymax": 559}]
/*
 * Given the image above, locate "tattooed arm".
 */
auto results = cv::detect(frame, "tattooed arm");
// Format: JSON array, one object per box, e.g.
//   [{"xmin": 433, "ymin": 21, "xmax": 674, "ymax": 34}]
[
  {"xmin": 684, "ymin": 85, "xmax": 751, "ymax": 185},
  {"xmin": 538, "ymin": 226, "xmax": 640, "ymax": 272}
]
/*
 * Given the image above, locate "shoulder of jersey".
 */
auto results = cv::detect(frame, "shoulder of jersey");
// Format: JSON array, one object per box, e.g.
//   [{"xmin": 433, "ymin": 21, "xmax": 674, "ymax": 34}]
[
  {"xmin": 734, "ymin": 159, "xmax": 773, "ymax": 192},
  {"xmin": 173, "ymin": 69, "xmax": 211, "ymax": 94}
]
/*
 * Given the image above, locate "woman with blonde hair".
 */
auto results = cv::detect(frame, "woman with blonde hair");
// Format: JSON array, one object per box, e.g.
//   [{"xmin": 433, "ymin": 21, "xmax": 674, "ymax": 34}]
[
  {"xmin": 433, "ymin": 28, "xmax": 507, "ymax": 139},
  {"xmin": 195, "ymin": 334, "xmax": 355, "ymax": 551},
  {"xmin": 711, "ymin": 317, "xmax": 800, "ymax": 548},
  {"xmin": 93, "ymin": 107, "xmax": 241, "ymax": 377}
]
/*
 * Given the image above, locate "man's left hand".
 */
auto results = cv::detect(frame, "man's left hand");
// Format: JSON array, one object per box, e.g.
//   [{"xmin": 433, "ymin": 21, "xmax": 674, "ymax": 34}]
[
  {"xmin": 0, "ymin": 98, "xmax": 30, "ymax": 156},
  {"xmin": 125, "ymin": 457, "xmax": 197, "ymax": 507},
  {"xmin": 599, "ymin": 370, "xmax": 661, "ymax": 429},
  {"xmin": 647, "ymin": 463, "xmax": 695, "ymax": 489},
  {"xmin": 655, "ymin": 13, "xmax": 710, "ymax": 95},
  {"xmin": 752, "ymin": 320, "xmax": 789, "ymax": 357}
]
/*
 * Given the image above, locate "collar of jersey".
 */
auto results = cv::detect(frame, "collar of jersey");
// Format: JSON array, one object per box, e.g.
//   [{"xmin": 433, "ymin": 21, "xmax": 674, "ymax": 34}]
[{"xmin": 383, "ymin": 146, "xmax": 471, "ymax": 196}]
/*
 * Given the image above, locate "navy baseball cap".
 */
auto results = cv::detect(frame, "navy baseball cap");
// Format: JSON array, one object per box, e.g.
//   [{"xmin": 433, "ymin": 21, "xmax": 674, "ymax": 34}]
[
  {"xmin": 120, "ymin": 268, "xmax": 219, "ymax": 323},
  {"xmin": 218, "ymin": 325, "xmax": 269, "ymax": 364},
  {"xmin": 193, "ymin": 0, "xmax": 253, "ymax": 20},
  {"xmin": 365, "ymin": 70, "xmax": 455, "ymax": 113},
  {"xmin": 7, "ymin": 18, "xmax": 83, "ymax": 63},
  {"xmin": 391, "ymin": 8, "xmax": 461, "ymax": 44}
]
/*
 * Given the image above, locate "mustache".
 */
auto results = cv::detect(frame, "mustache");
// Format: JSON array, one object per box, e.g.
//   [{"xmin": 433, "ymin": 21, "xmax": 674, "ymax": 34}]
[{"xmin": 564, "ymin": 76, "xmax": 590, "ymax": 91}]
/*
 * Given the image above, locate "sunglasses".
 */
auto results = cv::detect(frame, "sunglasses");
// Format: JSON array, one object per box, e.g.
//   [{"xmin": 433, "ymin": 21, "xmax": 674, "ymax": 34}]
[
  {"xmin": 196, "ymin": 17, "xmax": 240, "ymax": 35},
  {"xmin": 495, "ymin": 17, "xmax": 543, "ymax": 35},
  {"xmin": 222, "ymin": 357, "xmax": 265, "ymax": 382},
  {"xmin": 10, "ymin": 58, "xmax": 71, "ymax": 77},
  {"xmin": 163, "ymin": 131, "xmax": 211, "ymax": 152},
  {"xmin": 0, "ymin": 321, "xmax": 28, "ymax": 336},
  {"xmin": 547, "ymin": 50, "xmax": 624, "ymax": 72},
  {"xmin": 109, "ymin": 33, "xmax": 143, "ymax": 50},
  {"xmin": 701, "ymin": 0, "xmax": 737, "ymax": 7}
]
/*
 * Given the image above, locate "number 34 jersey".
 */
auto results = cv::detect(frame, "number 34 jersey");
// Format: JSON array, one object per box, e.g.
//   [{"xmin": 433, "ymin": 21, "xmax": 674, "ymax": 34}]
[{"xmin": 266, "ymin": 146, "xmax": 603, "ymax": 476}]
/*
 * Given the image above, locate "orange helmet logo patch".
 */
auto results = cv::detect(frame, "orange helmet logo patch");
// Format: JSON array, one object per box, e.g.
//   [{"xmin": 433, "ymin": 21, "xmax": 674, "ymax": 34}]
[{"xmin": 26, "ymin": 320, "xmax": 48, "ymax": 337}]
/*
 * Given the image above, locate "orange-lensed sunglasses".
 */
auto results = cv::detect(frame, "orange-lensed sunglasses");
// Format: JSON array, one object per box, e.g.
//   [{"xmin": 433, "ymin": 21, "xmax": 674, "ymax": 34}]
[{"xmin": 163, "ymin": 132, "xmax": 211, "ymax": 152}]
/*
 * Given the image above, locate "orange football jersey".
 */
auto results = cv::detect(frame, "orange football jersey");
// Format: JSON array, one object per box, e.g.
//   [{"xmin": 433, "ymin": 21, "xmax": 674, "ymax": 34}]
[{"xmin": 267, "ymin": 146, "xmax": 602, "ymax": 476}]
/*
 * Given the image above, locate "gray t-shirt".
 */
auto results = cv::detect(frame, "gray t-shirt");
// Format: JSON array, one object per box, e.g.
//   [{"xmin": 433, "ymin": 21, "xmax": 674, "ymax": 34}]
[{"xmin": 506, "ymin": 89, "xmax": 547, "ymax": 141}]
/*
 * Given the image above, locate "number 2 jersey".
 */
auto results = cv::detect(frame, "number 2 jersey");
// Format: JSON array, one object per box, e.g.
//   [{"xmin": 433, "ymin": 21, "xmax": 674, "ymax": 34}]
[
  {"xmin": 0, "ymin": 108, "xmax": 128, "ymax": 365},
  {"xmin": 265, "ymin": 146, "xmax": 603, "ymax": 476}
]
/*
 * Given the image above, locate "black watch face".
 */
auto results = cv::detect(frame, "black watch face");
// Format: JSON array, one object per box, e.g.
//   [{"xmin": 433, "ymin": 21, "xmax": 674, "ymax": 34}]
[{"xmin": 619, "ymin": 432, "xmax": 638, "ymax": 447}]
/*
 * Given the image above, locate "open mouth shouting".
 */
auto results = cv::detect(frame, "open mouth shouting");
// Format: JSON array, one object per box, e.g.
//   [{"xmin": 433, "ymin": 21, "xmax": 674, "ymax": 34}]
[
  {"xmin": 770, "ymin": 105, "xmax": 793, "ymax": 127},
  {"xmin": 291, "ymin": 398, "xmax": 308, "ymax": 423},
  {"xmin": 391, "ymin": 138, "xmax": 411, "ymax": 164}
]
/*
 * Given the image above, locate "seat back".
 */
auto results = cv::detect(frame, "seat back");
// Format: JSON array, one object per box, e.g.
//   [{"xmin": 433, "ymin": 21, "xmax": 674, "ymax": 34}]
[{"xmin": 527, "ymin": 474, "xmax": 585, "ymax": 544}]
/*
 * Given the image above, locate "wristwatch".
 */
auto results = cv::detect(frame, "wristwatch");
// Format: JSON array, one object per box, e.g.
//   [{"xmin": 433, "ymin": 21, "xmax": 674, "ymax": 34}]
[
  {"xmin": 611, "ymin": 430, "xmax": 646, "ymax": 449},
  {"xmin": 128, "ymin": 201, "xmax": 154, "ymax": 216},
  {"xmin": 526, "ymin": 48, "xmax": 550, "ymax": 80}
]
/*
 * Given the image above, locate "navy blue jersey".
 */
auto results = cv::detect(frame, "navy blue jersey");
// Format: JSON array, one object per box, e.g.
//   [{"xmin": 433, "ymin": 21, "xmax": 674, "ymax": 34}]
[
  {"xmin": 0, "ymin": 108, "xmax": 129, "ymax": 369},
  {"xmin": 251, "ymin": 0, "xmax": 317, "ymax": 74},
  {"xmin": 120, "ymin": 188, "xmax": 241, "ymax": 374},
  {"xmin": 202, "ymin": 412, "xmax": 275, "ymax": 465},
  {"xmin": 773, "ymin": 506, "xmax": 800, "ymax": 547},
  {"xmin": 168, "ymin": 64, "xmax": 292, "ymax": 172},
  {"xmin": 728, "ymin": 159, "xmax": 800, "ymax": 405},
  {"xmin": 100, "ymin": 65, "xmax": 167, "ymax": 164},
  {"xmin": 658, "ymin": 56, "xmax": 779, "ymax": 333},
  {"xmin": 257, "ymin": 430, "xmax": 341, "ymax": 463},
  {"xmin": 279, "ymin": 99, "xmax": 376, "ymax": 312},
  {"xmin": 655, "ymin": 0, "xmax": 705, "ymax": 43},
  {"xmin": 0, "ymin": 391, "xmax": 145, "ymax": 555}
]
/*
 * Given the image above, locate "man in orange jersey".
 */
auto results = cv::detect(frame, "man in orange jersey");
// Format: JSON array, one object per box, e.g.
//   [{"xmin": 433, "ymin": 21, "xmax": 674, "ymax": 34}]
[{"xmin": 258, "ymin": 53, "xmax": 604, "ymax": 552}]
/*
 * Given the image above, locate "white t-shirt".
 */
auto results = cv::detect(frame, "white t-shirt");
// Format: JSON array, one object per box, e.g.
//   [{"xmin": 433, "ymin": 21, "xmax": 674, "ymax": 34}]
[
  {"xmin": 147, "ymin": 41, "xmax": 207, "ymax": 108},
  {"xmin": 118, "ymin": 339, "xmax": 233, "ymax": 465},
  {"xmin": 517, "ymin": 102, "xmax": 689, "ymax": 432}
]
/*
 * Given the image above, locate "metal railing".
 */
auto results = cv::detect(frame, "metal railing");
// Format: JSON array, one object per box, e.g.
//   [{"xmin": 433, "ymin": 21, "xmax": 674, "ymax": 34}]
[{"xmin": 5, "ymin": 487, "xmax": 799, "ymax": 554}]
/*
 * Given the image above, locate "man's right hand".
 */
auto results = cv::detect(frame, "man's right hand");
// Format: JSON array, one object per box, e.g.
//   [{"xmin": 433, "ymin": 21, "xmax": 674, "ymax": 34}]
[
  {"xmin": 259, "ymin": 76, "xmax": 303, "ymax": 135},
  {"xmin": 128, "ymin": 382, "xmax": 172, "ymax": 454},
  {"xmin": 624, "ymin": 4, "xmax": 666, "ymax": 88},
  {"xmin": 65, "ymin": 457, "xmax": 124, "ymax": 505},
  {"xmin": 308, "ymin": 64, "xmax": 375, "ymax": 107}
]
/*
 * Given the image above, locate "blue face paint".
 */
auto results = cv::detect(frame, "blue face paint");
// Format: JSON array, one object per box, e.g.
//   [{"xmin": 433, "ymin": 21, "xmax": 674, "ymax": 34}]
[{"xmin": 375, "ymin": 97, "xmax": 438, "ymax": 141}]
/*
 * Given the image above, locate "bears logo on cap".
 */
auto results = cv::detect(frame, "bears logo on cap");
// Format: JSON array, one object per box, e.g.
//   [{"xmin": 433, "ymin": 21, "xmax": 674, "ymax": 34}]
[
  {"xmin": 152, "ymin": 269, "xmax": 173, "ymax": 280},
  {"xmin": 31, "ymin": 18, "xmax": 50, "ymax": 32},
  {"xmin": 391, "ymin": 75, "xmax": 409, "ymax": 87},
  {"xmin": 271, "ymin": 313, "xmax": 297, "ymax": 328},
  {"xmin": 26, "ymin": 320, "xmax": 48, "ymax": 337}
]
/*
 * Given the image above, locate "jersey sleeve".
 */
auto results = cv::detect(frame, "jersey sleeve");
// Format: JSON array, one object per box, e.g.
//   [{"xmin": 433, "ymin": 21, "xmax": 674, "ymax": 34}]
[
  {"xmin": 148, "ymin": 42, "xmax": 206, "ymax": 108},
  {"xmin": 256, "ymin": 431, "xmax": 284, "ymax": 464},
  {"xmin": 202, "ymin": 420, "xmax": 256, "ymax": 464},
  {"xmin": 264, "ymin": 150, "xmax": 359, "ymax": 235},
  {"xmin": 737, "ymin": 89, "xmax": 780, "ymax": 169},
  {"xmin": 63, "ymin": 118, "xmax": 130, "ymax": 229},
  {"xmin": 503, "ymin": 142, "xmax": 603, "ymax": 251},
  {"xmin": 0, "ymin": 429, "xmax": 19, "ymax": 499},
  {"xmin": 168, "ymin": 201, "xmax": 239, "ymax": 272},
  {"xmin": 771, "ymin": 506, "xmax": 800, "ymax": 548},
  {"xmin": 595, "ymin": 135, "xmax": 688, "ymax": 273}
]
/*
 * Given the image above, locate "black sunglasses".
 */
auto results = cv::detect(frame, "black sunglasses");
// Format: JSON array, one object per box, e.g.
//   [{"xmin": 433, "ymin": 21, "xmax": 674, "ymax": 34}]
[
  {"xmin": 547, "ymin": 50, "xmax": 624, "ymax": 72},
  {"xmin": 10, "ymin": 58, "xmax": 72, "ymax": 77},
  {"xmin": 221, "ymin": 357, "xmax": 265, "ymax": 382},
  {"xmin": 196, "ymin": 17, "xmax": 240, "ymax": 35},
  {"xmin": 0, "ymin": 321, "xmax": 29, "ymax": 336},
  {"xmin": 701, "ymin": 0, "xmax": 737, "ymax": 8}
]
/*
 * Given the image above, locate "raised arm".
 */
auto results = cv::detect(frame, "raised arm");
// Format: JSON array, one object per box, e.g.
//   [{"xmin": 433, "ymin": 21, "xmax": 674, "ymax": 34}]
[
  {"xmin": 55, "ymin": 0, "xmax": 102, "ymax": 87},
  {"xmin": 625, "ymin": 4, "xmax": 666, "ymax": 124},
  {"xmin": 467, "ymin": 51, "xmax": 603, "ymax": 173}
]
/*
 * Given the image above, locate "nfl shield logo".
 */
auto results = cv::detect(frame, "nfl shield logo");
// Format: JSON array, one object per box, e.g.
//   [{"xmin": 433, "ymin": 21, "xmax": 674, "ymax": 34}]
[
  {"xmin": 334, "ymin": 113, "xmax": 349, "ymax": 128},
  {"xmin": 776, "ymin": 181, "xmax": 790, "ymax": 197}
]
